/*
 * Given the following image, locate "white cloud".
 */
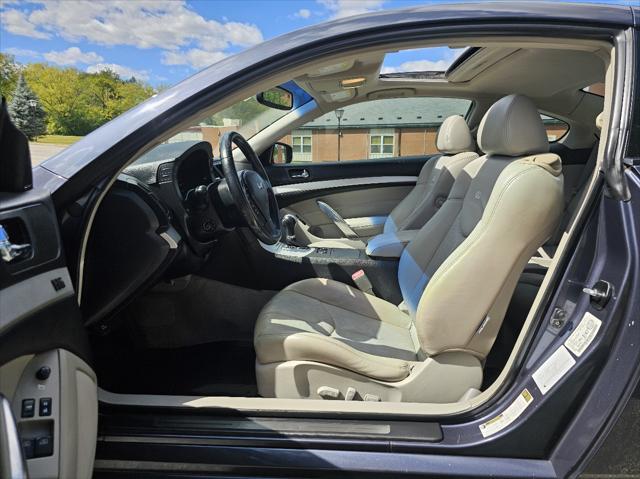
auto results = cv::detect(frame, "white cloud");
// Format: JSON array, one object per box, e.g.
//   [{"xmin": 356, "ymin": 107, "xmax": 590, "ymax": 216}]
[
  {"xmin": 86, "ymin": 63, "xmax": 150, "ymax": 81},
  {"xmin": 4, "ymin": 47, "xmax": 41, "ymax": 58},
  {"xmin": 2, "ymin": 1, "xmax": 263, "ymax": 53},
  {"xmin": 161, "ymin": 49, "xmax": 227, "ymax": 70},
  {"xmin": 381, "ymin": 59, "xmax": 451, "ymax": 74},
  {"xmin": 318, "ymin": 0, "xmax": 385, "ymax": 19},
  {"xmin": 296, "ymin": 8, "xmax": 312, "ymax": 19},
  {"xmin": 43, "ymin": 47, "xmax": 103, "ymax": 66},
  {"xmin": 381, "ymin": 48, "xmax": 466, "ymax": 74},
  {"xmin": 0, "ymin": 8, "xmax": 49, "ymax": 39}
]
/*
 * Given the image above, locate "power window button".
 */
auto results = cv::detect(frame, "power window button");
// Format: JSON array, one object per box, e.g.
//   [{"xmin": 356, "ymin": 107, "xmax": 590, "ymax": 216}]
[
  {"xmin": 39, "ymin": 398, "xmax": 52, "ymax": 416},
  {"xmin": 21, "ymin": 439, "xmax": 35, "ymax": 459},
  {"xmin": 21, "ymin": 398, "xmax": 35, "ymax": 418},
  {"xmin": 35, "ymin": 436, "xmax": 53, "ymax": 457}
]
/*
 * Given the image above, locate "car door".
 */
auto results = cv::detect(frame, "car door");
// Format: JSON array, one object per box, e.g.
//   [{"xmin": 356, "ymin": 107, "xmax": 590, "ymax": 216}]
[
  {"xmin": 0, "ymin": 100, "xmax": 97, "ymax": 479},
  {"xmin": 264, "ymin": 97, "xmax": 472, "ymax": 244}
]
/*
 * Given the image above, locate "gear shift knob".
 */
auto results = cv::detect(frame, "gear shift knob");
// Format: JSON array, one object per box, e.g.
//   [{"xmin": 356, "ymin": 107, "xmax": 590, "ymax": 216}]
[{"xmin": 281, "ymin": 214, "xmax": 297, "ymax": 245}]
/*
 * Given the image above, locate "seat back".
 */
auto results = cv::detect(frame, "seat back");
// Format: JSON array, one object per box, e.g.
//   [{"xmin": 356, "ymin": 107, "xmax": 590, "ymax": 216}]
[
  {"xmin": 398, "ymin": 95, "xmax": 564, "ymax": 359},
  {"xmin": 384, "ymin": 115, "xmax": 478, "ymax": 234}
]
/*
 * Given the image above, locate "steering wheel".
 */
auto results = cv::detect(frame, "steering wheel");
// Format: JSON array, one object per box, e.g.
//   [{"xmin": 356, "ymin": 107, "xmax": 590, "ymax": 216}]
[{"xmin": 219, "ymin": 131, "xmax": 281, "ymax": 244}]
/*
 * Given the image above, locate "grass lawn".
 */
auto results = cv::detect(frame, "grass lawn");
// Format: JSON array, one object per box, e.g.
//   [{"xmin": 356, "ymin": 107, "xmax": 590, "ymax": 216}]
[{"xmin": 35, "ymin": 135, "xmax": 83, "ymax": 145}]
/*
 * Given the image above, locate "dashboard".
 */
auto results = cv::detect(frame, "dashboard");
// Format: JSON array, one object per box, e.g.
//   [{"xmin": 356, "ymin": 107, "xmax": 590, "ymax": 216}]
[
  {"xmin": 83, "ymin": 140, "xmax": 227, "ymax": 326},
  {"xmin": 175, "ymin": 148, "xmax": 213, "ymax": 198}
]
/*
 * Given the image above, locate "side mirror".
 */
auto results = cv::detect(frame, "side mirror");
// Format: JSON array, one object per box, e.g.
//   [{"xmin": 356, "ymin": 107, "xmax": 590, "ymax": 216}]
[
  {"xmin": 271, "ymin": 142, "xmax": 293, "ymax": 164},
  {"xmin": 257, "ymin": 87, "xmax": 293, "ymax": 111}
]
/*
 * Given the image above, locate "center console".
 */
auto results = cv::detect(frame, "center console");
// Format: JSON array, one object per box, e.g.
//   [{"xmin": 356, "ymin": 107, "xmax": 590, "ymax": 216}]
[
  {"xmin": 256, "ymin": 238, "xmax": 402, "ymax": 303},
  {"xmin": 260, "ymin": 241, "xmax": 376, "ymax": 265}
]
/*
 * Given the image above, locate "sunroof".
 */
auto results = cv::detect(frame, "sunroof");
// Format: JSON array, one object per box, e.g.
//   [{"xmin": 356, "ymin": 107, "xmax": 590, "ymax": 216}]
[{"xmin": 380, "ymin": 47, "xmax": 467, "ymax": 75}]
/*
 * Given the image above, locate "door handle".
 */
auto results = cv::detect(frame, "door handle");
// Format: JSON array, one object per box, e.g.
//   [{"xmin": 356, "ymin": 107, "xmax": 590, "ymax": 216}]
[
  {"xmin": 0, "ymin": 394, "xmax": 28, "ymax": 479},
  {"xmin": 0, "ymin": 225, "xmax": 32, "ymax": 263},
  {"xmin": 289, "ymin": 168, "xmax": 310, "ymax": 179}
]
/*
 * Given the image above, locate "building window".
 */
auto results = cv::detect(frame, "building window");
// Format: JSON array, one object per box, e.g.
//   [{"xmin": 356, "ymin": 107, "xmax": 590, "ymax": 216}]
[
  {"xmin": 292, "ymin": 131, "xmax": 312, "ymax": 161},
  {"xmin": 369, "ymin": 129, "xmax": 395, "ymax": 159}
]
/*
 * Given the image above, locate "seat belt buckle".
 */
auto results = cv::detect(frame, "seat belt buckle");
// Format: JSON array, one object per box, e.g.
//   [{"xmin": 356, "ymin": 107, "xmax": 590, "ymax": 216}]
[{"xmin": 352, "ymin": 269, "xmax": 375, "ymax": 296}]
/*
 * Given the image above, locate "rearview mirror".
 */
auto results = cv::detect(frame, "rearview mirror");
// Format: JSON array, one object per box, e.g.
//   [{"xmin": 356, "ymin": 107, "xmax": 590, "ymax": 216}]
[{"xmin": 257, "ymin": 87, "xmax": 293, "ymax": 110}]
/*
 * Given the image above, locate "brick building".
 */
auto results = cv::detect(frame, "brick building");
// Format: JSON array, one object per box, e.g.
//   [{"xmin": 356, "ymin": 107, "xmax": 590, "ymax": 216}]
[{"xmin": 172, "ymin": 97, "xmax": 567, "ymax": 163}]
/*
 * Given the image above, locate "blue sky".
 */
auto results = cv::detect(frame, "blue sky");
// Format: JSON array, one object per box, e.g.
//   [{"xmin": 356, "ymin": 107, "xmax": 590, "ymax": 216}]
[{"xmin": 0, "ymin": 0, "xmax": 634, "ymax": 86}]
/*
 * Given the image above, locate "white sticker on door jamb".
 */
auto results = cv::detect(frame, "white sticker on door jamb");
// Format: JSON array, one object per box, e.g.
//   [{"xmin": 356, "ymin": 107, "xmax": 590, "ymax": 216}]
[
  {"xmin": 565, "ymin": 312, "xmax": 602, "ymax": 357},
  {"xmin": 479, "ymin": 389, "xmax": 534, "ymax": 438},
  {"xmin": 532, "ymin": 345, "xmax": 576, "ymax": 395}
]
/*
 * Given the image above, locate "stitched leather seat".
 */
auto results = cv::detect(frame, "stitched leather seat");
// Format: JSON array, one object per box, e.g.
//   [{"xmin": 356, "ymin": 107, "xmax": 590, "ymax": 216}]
[
  {"xmin": 255, "ymin": 95, "xmax": 564, "ymax": 402},
  {"xmin": 309, "ymin": 115, "xmax": 478, "ymax": 249}
]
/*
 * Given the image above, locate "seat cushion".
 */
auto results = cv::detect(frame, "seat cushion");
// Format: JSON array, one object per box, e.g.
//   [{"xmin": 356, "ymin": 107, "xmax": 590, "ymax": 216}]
[{"xmin": 254, "ymin": 278, "xmax": 418, "ymax": 381}]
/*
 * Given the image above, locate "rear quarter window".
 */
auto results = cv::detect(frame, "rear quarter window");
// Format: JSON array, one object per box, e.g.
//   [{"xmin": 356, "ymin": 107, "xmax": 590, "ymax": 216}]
[{"xmin": 541, "ymin": 115, "xmax": 569, "ymax": 142}]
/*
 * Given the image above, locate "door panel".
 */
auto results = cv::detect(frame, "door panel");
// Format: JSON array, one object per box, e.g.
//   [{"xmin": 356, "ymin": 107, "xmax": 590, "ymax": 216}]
[
  {"xmin": 266, "ymin": 155, "xmax": 433, "ymax": 243},
  {"xmin": 1, "ymin": 109, "xmax": 96, "ymax": 478},
  {"xmin": 266, "ymin": 155, "xmax": 431, "ymax": 187},
  {"xmin": 0, "ymin": 193, "xmax": 97, "ymax": 479},
  {"xmin": 286, "ymin": 185, "xmax": 412, "ymax": 241}
]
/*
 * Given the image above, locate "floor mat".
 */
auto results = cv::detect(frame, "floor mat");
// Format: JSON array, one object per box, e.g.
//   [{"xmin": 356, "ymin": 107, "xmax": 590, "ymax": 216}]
[{"xmin": 94, "ymin": 338, "xmax": 258, "ymax": 397}]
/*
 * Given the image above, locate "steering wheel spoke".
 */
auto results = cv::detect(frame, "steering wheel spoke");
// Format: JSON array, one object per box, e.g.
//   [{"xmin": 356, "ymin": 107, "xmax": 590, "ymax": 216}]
[{"xmin": 219, "ymin": 131, "xmax": 281, "ymax": 244}]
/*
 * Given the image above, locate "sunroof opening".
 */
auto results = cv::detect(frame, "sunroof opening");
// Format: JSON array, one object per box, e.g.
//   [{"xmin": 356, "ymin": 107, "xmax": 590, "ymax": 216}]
[{"xmin": 380, "ymin": 46, "xmax": 468, "ymax": 77}]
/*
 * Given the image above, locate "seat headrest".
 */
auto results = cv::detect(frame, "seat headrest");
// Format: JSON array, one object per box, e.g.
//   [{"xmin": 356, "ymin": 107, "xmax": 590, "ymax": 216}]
[
  {"xmin": 595, "ymin": 111, "xmax": 604, "ymax": 131},
  {"xmin": 436, "ymin": 115, "xmax": 475, "ymax": 154},
  {"xmin": 478, "ymin": 94, "xmax": 549, "ymax": 157}
]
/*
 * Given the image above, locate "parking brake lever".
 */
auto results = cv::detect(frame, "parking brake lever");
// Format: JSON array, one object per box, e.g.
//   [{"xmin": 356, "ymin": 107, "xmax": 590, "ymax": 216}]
[{"xmin": 316, "ymin": 201, "xmax": 359, "ymax": 240}]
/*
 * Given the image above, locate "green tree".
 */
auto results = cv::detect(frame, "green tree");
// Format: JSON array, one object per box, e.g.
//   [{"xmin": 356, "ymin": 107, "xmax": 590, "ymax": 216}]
[
  {"xmin": 0, "ymin": 53, "xmax": 20, "ymax": 101},
  {"xmin": 22, "ymin": 63, "xmax": 156, "ymax": 135},
  {"xmin": 23, "ymin": 64, "xmax": 93, "ymax": 134},
  {"xmin": 8, "ymin": 74, "xmax": 46, "ymax": 140}
]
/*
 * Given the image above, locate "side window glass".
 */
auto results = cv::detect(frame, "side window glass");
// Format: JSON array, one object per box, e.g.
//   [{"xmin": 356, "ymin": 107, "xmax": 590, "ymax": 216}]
[
  {"xmin": 280, "ymin": 97, "xmax": 471, "ymax": 163},
  {"xmin": 541, "ymin": 114, "xmax": 569, "ymax": 142}
]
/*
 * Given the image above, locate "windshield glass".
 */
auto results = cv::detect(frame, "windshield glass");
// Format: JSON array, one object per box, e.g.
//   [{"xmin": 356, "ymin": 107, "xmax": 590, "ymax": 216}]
[
  {"xmin": 154, "ymin": 81, "xmax": 312, "ymax": 159},
  {"xmin": 203, "ymin": 96, "xmax": 290, "ymax": 141}
]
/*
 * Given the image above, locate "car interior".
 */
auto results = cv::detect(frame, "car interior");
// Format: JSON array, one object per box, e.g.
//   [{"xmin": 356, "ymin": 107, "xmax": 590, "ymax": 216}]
[{"xmin": 77, "ymin": 36, "xmax": 609, "ymax": 411}]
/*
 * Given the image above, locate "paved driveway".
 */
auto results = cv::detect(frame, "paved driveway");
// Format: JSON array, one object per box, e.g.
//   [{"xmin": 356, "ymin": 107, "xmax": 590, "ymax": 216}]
[{"xmin": 29, "ymin": 142, "xmax": 67, "ymax": 166}]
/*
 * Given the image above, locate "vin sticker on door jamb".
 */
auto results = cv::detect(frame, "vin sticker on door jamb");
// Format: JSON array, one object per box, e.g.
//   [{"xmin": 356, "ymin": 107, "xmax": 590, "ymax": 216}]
[
  {"xmin": 565, "ymin": 312, "xmax": 602, "ymax": 357},
  {"xmin": 532, "ymin": 345, "xmax": 576, "ymax": 395},
  {"xmin": 479, "ymin": 389, "xmax": 533, "ymax": 438}
]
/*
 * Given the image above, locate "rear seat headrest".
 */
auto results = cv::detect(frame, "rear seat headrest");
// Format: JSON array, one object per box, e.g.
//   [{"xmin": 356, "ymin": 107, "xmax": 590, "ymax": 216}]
[
  {"xmin": 478, "ymin": 94, "xmax": 549, "ymax": 157},
  {"xmin": 436, "ymin": 115, "xmax": 475, "ymax": 154}
]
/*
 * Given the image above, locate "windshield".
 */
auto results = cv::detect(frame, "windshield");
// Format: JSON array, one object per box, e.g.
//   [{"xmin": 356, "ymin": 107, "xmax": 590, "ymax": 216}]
[
  {"xmin": 204, "ymin": 96, "xmax": 290, "ymax": 141},
  {"xmin": 157, "ymin": 81, "xmax": 313, "ymax": 158}
]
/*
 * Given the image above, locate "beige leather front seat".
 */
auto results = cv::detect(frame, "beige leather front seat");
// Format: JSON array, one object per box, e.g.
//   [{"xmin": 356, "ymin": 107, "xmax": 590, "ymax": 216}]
[
  {"xmin": 308, "ymin": 115, "xmax": 478, "ymax": 249},
  {"xmin": 254, "ymin": 95, "xmax": 564, "ymax": 403}
]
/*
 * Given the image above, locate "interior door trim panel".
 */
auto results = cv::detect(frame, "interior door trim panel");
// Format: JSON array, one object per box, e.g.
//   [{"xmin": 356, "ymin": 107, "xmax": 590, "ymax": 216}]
[
  {"xmin": 273, "ymin": 176, "xmax": 418, "ymax": 195},
  {"xmin": 0, "ymin": 267, "xmax": 73, "ymax": 335}
]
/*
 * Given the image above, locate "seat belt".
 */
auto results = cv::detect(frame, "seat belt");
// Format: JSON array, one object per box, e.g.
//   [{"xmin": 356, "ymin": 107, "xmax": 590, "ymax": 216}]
[{"xmin": 351, "ymin": 269, "xmax": 375, "ymax": 296}]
